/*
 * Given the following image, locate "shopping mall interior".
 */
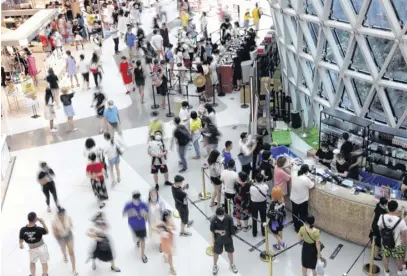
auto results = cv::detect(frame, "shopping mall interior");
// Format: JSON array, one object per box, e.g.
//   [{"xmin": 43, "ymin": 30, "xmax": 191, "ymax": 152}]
[{"xmin": 1, "ymin": 0, "xmax": 407, "ymax": 275}]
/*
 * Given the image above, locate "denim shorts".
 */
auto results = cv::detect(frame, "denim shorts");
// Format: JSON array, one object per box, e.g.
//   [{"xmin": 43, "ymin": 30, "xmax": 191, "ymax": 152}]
[{"xmin": 109, "ymin": 156, "xmax": 120, "ymax": 166}]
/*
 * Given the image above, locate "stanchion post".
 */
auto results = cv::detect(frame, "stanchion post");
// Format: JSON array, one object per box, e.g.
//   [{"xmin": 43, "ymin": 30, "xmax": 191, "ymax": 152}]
[
  {"xmin": 178, "ymin": 73, "xmax": 182, "ymax": 94},
  {"xmin": 198, "ymin": 167, "xmax": 211, "ymax": 200},
  {"xmin": 186, "ymin": 85, "xmax": 193, "ymax": 109},
  {"xmin": 362, "ymin": 236, "xmax": 380, "ymax": 275},
  {"xmin": 165, "ymin": 92, "xmax": 174, "ymax": 117},
  {"xmin": 151, "ymin": 85, "xmax": 160, "ymax": 109},
  {"xmin": 206, "ymin": 232, "xmax": 214, "ymax": 256},
  {"xmin": 218, "ymin": 73, "xmax": 225, "ymax": 97},
  {"xmin": 167, "ymin": 68, "xmax": 172, "ymax": 89},
  {"xmin": 227, "ymin": 198, "xmax": 231, "ymax": 216},
  {"xmin": 241, "ymin": 84, "xmax": 249, "ymax": 108},
  {"xmin": 212, "ymin": 85, "xmax": 218, "ymax": 107},
  {"xmin": 260, "ymin": 223, "xmax": 272, "ymax": 264}
]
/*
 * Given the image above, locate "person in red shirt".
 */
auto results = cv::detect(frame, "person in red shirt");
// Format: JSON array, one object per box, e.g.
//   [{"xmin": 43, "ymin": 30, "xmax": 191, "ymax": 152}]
[
  {"xmin": 119, "ymin": 56, "xmax": 134, "ymax": 95},
  {"xmin": 86, "ymin": 153, "xmax": 109, "ymax": 208}
]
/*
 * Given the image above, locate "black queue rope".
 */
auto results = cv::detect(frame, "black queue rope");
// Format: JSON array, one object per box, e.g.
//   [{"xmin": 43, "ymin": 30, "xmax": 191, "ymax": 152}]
[{"xmin": 343, "ymin": 240, "xmax": 371, "ymax": 275}]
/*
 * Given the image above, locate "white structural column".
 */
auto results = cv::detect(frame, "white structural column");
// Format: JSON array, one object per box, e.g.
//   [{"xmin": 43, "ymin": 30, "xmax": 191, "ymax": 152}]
[{"xmin": 269, "ymin": 0, "xmax": 407, "ymax": 129}]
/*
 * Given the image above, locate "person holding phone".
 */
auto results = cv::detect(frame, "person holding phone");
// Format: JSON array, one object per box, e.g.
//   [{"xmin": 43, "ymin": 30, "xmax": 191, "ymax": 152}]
[{"xmin": 19, "ymin": 212, "xmax": 50, "ymax": 276}]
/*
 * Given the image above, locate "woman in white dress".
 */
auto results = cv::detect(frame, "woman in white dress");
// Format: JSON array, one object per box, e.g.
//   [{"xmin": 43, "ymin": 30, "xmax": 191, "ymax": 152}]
[
  {"xmin": 148, "ymin": 189, "xmax": 166, "ymax": 252},
  {"xmin": 117, "ymin": 10, "xmax": 127, "ymax": 37},
  {"xmin": 44, "ymin": 88, "xmax": 57, "ymax": 133}
]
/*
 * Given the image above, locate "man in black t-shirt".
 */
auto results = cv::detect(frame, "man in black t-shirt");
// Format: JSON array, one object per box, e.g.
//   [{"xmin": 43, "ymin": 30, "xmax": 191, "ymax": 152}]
[
  {"xmin": 340, "ymin": 132, "xmax": 353, "ymax": 162},
  {"xmin": 210, "ymin": 207, "xmax": 238, "ymax": 275},
  {"xmin": 38, "ymin": 162, "xmax": 61, "ymax": 212},
  {"xmin": 316, "ymin": 142, "xmax": 334, "ymax": 168},
  {"xmin": 19, "ymin": 212, "xmax": 50, "ymax": 276},
  {"xmin": 171, "ymin": 175, "xmax": 193, "ymax": 236}
]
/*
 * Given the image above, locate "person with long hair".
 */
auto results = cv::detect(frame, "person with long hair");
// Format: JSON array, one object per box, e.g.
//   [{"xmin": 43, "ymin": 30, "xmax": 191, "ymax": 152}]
[
  {"xmin": 119, "ymin": 56, "xmax": 134, "ymax": 95},
  {"xmin": 87, "ymin": 212, "xmax": 121, "ymax": 272},
  {"xmin": 201, "ymin": 116, "xmax": 221, "ymax": 155},
  {"xmin": 273, "ymin": 156, "xmax": 291, "ymax": 196},
  {"xmin": 78, "ymin": 54, "xmax": 90, "ymax": 90},
  {"xmin": 37, "ymin": 162, "xmax": 61, "ymax": 212},
  {"xmin": 92, "ymin": 89, "xmax": 107, "ymax": 133},
  {"xmin": 204, "ymin": 103, "xmax": 217, "ymax": 126},
  {"xmin": 298, "ymin": 215, "xmax": 321, "ymax": 276},
  {"xmin": 208, "ymin": 150, "xmax": 223, "ymax": 207},
  {"xmin": 60, "ymin": 87, "xmax": 78, "ymax": 132},
  {"xmin": 234, "ymin": 171, "xmax": 251, "ymax": 231},
  {"xmin": 46, "ymin": 68, "xmax": 61, "ymax": 108},
  {"xmin": 147, "ymin": 189, "xmax": 166, "ymax": 251},
  {"xmin": 267, "ymin": 186, "xmax": 287, "ymax": 250},
  {"xmin": 103, "ymin": 132, "xmax": 123, "ymax": 184},
  {"xmin": 24, "ymin": 48, "xmax": 39, "ymax": 86},
  {"xmin": 72, "ymin": 19, "xmax": 84, "ymax": 50},
  {"xmin": 290, "ymin": 164, "xmax": 314, "ymax": 232},
  {"xmin": 52, "ymin": 208, "xmax": 78, "ymax": 275},
  {"xmin": 157, "ymin": 210, "xmax": 176, "ymax": 275},
  {"xmin": 133, "ymin": 60, "xmax": 145, "ymax": 103},
  {"xmin": 249, "ymin": 174, "xmax": 268, "ymax": 237},
  {"xmin": 90, "ymin": 52, "xmax": 103, "ymax": 88},
  {"xmin": 44, "ymin": 88, "xmax": 58, "ymax": 132},
  {"xmin": 86, "ymin": 153, "xmax": 109, "ymax": 208}
]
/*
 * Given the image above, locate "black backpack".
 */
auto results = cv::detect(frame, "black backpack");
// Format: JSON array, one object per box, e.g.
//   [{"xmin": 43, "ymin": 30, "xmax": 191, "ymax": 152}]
[
  {"xmin": 380, "ymin": 216, "xmax": 401, "ymax": 249},
  {"xmin": 176, "ymin": 126, "xmax": 191, "ymax": 145}
]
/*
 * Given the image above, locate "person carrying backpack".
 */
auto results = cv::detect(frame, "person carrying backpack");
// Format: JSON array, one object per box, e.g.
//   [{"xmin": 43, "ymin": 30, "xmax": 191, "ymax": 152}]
[
  {"xmin": 171, "ymin": 116, "xmax": 191, "ymax": 173},
  {"xmin": 378, "ymin": 200, "xmax": 407, "ymax": 276}
]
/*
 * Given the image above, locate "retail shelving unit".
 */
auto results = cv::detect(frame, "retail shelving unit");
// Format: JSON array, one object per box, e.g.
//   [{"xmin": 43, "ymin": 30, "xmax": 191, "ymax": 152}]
[
  {"xmin": 367, "ymin": 124, "xmax": 407, "ymax": 180},
  {"xmin": 319, "ymin": 108, "xmax": 372, "ymax": 154}
]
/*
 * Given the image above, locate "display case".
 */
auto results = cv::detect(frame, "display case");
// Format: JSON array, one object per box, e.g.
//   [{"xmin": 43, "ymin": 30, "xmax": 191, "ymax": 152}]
[
  {"xmin": 367, "ymin": 124, "xmax": 407, "ymax": 181},
  {"xmin": 319, "ymin": 108, "xmax": 372, "ymax": 152}
]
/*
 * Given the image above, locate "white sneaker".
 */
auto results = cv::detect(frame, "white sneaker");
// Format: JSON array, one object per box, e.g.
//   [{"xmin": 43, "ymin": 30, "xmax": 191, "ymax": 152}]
[
  {"xmin": 384, "ymin": 272, "xmax": 390, "ymax": 276},
  {"xmin": 397, "ymin": 270, "xmax": 406, "ymax": 276},
  {"xmin": 71, "ymin": 128, "xmax": 78, "ymax": 132},
  {"xmin": 50, "ymin": 128, "xmax": 58, "ymax": 133}
]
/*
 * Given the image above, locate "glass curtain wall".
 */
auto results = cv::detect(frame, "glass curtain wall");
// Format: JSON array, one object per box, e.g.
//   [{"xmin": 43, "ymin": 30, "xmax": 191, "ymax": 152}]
[{"xmin": 269, "ymin": 0, "xmax": 407, "ymax": 129}]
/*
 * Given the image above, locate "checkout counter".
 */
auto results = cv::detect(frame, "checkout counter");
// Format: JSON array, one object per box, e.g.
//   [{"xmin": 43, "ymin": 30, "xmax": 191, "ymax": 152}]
[{"xmin": 271, "ymin": 146, "xmax": 407, "ymax": 246}]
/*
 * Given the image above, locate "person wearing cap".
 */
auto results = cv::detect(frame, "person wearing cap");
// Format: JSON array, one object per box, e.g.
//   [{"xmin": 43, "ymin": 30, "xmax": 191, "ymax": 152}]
[
  {"xmin": 238, "ymin": 132, "xmax": 257, "ymax": 176},
  {"xmin": 19, "ymin": 212, "xmax": 50, "ymax": 276},
  {"xmin": 210, "ymin": 207, "xmax": 238, "ymax": 274},
  {"xmin": 171, "ymin": 175, "xmax": 193, "ymax": 236},
  {"xmin": 123, "ymin": 192, "xmax": 149, "ymax": 263},
  {"xmin": 52, "ymin": 208, "xmax": 78, "ymax": 275},
  {"xmin": 38, "ymin": 162, "xmax": 61, "ymax": 212},
  {"xmin": 103, "ymin": 100, "xmax": 121, "ymax": 136}
]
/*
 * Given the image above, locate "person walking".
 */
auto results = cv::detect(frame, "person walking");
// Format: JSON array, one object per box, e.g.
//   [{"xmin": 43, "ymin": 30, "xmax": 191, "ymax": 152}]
[
  {"xmin": 250, "ymin": 174, "xmax": 269, "ymax": 237},
  {"xmin": 46, "ymin": 68, "xmax": 61, "ymax": 108},
  {"xmin": 92, "ymin": 89, "xmax": 107, "ymax": 134},
  {"xmin": 201, "ymin": 116, "xmax": 221, "ymax": 155},
  {"xmin": 72, "ymin": 19, "xmax": 84, "ymax": 50},
  {"xmin": 378, "ymin": 200, "xmax": 407, "ymax": 276},
  {"xmin": 119, "ymin": 56, "xmax": 134, "ymax": 95},
  {"xmin": 124, "ymin": 27, "xmax": 136, "ymax": 59},
  {"xmin": 171, "ymin": 117, "xmax": 191, "ymax": 173},
  {"xmin": 78, "ymin": 54, "xmax": 90, "ymax": 90},
  {"xmin": 151, "ymin": 29, "xmax": 164, "ymax": 59},
  {"xmin": 190, "ymin": 111, "xmax": 202, "ymax": 159},
  {"xmin": 103, "ymin": 100, "xmax": 122, "ymax": 135},
  {"xmin": 60, "ymin": 87, "xmax": 78, "ymax": 132},
  {"xmin": 87, "ymin": 212, "xmax": 121, "ymax": 272},
  {"xmin": 200, "ymin": 12, "xmax": 208, "ymax": 39},
  {"xmin": 133, "ymin": 60, "xmax": 145, "ymax": 103},
  {"xmin": 110, "ymin": 23, "xmax": 120, "ymax": 54},
  {"xmin": 290, "ymin": 164, "xmax": 314, "ymax": 232},
  {"xmin": 160, "ymin": 23, "xmax": 170, "ymax": 50},
  {"xmin": 123, "ymin": 191, "xmax": 149, "ymax": 263},
  {"xmin": 38, "ymin": 162, "xmax": 61, "ymax": 212},
  {"xmin": 103, "ymin": 132, "xmax": 123, "ymax": 185},
  {"xmin": 147, "ymin": 189, "xmax": 166, "ymax": 251},
  {"xmin": 44, "ymin": 88, "xmax": 58, "ymax": 133},
  {"xmin": 90, "ymin": 52, "xmax": 103, "ymax": 88},
  {"xmin": 210, "ymin": 207, "xmax": 238, "ymax": 275},
  {"xmin": 148, "ymin": 130, "xmax": 172, "ymax": 190},
  {"xmin": 156, "ymin": 210, "xmax": 176, "ymax": 275},
  {"xmin": 234, "ymin": 171, "xmax": 251, "ymax": 231},
  {"xmin": 208, "ymin": 149, "xmax": 223, "ymax": 207},
  {"xmin": 252, "ymin": 3, "xmax": 262, "ymax": 35},
  {"xmin": 19, "ymin": 212, "xmax": 50, "ymax": 276},
  {"xmin": 179, "ymin": 101, "xmax": 190, "ymax": 131},
  {"xmin": 267, "ymin": 186, "xmax": 287, "ymax": 250},
  {"xmin": 52, "ymin": 208, "xmax": 78, "ymax": 275},
  {"xmin": 172, "ymin": 175, "xmax": 193, "ymax": 236},
  {"xmin": 65, "ymin": 50, "xmax": 80, "ymax": 88},
  {"xmin": 24, "ymin": 48, "xmax": 39, "ymax": 86},
  {"xmin": 298, "ymin": 215, "xmax": 322, "ymax": 276},
  {"xmin": 86, "ymin": 152, "xmax": 109, "ymax": 208}
]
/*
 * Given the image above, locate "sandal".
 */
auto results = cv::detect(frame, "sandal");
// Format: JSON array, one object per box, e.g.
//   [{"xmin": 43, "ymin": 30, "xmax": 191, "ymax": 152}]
[
  {"xmin": 142, "ymin": 255, "xmax": 148, "ymax": 263},
  {"xmin": 209, "ymin": 202, "xmax": 217, "ymax": 207},
  {"xmin": 64, "ymin": 256, "xmax": 68, "ymax": 263},
  {"xmin": 170, "ymin": 268, "xmax": 177, "ymax": 275},
  {"xmin": 73, "ymin": 271, "xmax": 79, "ymax": 275}
]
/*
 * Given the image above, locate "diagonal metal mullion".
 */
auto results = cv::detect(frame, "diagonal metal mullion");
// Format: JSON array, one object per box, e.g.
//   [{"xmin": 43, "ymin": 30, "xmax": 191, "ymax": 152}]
[
  {"xmin": 379, "ymin": 0, "xmax": 402, "ymax": 36},
  {"xmin": 396, "ymin": 110, "xmax": 407, "ymax": 128}
]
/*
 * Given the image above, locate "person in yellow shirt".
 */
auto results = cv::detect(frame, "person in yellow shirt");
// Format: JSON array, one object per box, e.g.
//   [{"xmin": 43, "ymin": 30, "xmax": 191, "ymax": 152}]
[
  {"xmin": 252, "ymin": 3, "xmax": 262, "ymax": 33},
  {"xmin": 181, "ymin": 10, "xmax": 189, "ymax": 29},
  {"xmin": 190, "ymin": 111, "xmax": 202, "ymax": 159},
  {"xmin": 243, "ymin": 10, "xmax": 251, "ymax": 29},
  {"xmin": 148, "ymin": 111, "xmax": 163, "ymax": 140}
]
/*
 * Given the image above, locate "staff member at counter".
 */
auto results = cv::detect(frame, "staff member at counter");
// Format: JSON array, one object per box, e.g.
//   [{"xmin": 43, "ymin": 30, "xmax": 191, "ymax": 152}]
[
  {"xmin": 315, "ymin": 142, "xmax": 333, "ymax": 168},
  {"xmin": 335, "ymin": 153, "xmax": 349, "ymax": 178},
  {"xmin": 348, "ymin": 145, "xmax": 364, "ymax": 180},
  {"xmin": 340, "ymin": 132, "xmax": 353, "ymax": 162},
  {"xmin": 290, "ymin": 164, "xmax": 315, "ymax": 232}
]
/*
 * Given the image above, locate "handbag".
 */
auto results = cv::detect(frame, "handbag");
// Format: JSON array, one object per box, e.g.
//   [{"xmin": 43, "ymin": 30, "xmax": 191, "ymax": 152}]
[{"xmin": 304, "ymin": 227, "xmax": 325, "ymax": 252}]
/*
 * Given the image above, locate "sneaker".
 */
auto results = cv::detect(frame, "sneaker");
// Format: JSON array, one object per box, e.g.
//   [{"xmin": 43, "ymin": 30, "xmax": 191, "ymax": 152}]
[
  {"xmin": 397, "ymin": 270, "xmax": 406, "ymax": 276},
  {"xmin": 180, "ymin": 232, "xmax": 192, "ymax": 237},
  {"xmin": 47, "ymin": 206, "xmax": 51, "ymax": 212},
  {"xmin": 242, "ymin": 225, "xmax": 252, "ymax": 232},
  {"xmin": 50, "ymin": 128, "xmax": 58, "ymax": 133},
  {"xmin": 282, "ymin": 242, "xmax": 287, "ymax": 248},
  {"xmin": 71, "ymin": 128, "xmax": 78, "ymax": 132},
  {"xmin": 230, "ymin": 264, "xmax": 238, "ymax": 274},
  {"xmin": 92, "ymin": 260, "xmax": 96, "ymax": 270},
  {"xmin": 179, "ymin": 168, "xmax": 188, "ymax": 173},
  {"xmin": 99, "ymin": 202, "xmax": 105, "ymax": 209},
  {"xmin": 192, "ymin": 156, "xmax": 201, "ymax": 159},
  {"xmin": 117, "ymin": 177, "xmax": 121, "ymax": 183},
  {"xmin": 384, "ymin": 272, "xmax": 390, "ymax": 276},
  {"xmin": 187, "ymin": 220, "xmax": 193, "ymax": 227},
  {"xmin": 111, "ymin": 266, "xmax": 121, "ymax": 272},
  {"xmin": 142, "ymin": 255, "xmax": 148, "ymax": 263},
  {"xmin": 164, "ymin": 181, "xmax": 172, "ymax": 186},
  {"xmin": 212, "ymin": 265, "xmax": 219, "ymax": 275},
  {"xmin": 155, "ymin": 183, "xmax": 159, "ymax": 190},
  {"xmin": 272, "ymin": 244, "xmax": 281, "ymax": 251}
]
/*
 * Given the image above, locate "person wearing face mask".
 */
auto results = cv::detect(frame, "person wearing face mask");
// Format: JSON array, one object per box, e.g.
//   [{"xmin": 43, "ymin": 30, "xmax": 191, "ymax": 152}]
[
  {"xmin": 334, "ymin": 153, "xmax": 349, "ymax": 178},
  {"xmin": 103, "ymin": 100, "xmax": 122, "ymax": 136},
  {"xmin": 171, "ymin": 175, "xmax": 193, "ymax": 236},
  {"xmin": 290, "ymin": 164, "xmax": 314, "ymax": 232},
  {"xmin": 123, "ymin": 191, "xmax": 149, "ymax": 263},
  {"xmin": 147, "ymin": 189, "xmax": 166, "ymax": 250},
  {"xmin": 210, "ymin": 207, "xmax": 238, "ymax": 275},
  {"xmin": 315, "ymin": 142, "xmax": 333, "ymax": 169},
  {"xmin": 148, "ymin": 130, "xmax": 172, "ymax": 190},
  {"xmin": 208, "ymin": 150, "xmax": 223, "ymax": 207},
  {"xmin": 87, "ymin": 212, "xmax": 121, "ymax": 272}
]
